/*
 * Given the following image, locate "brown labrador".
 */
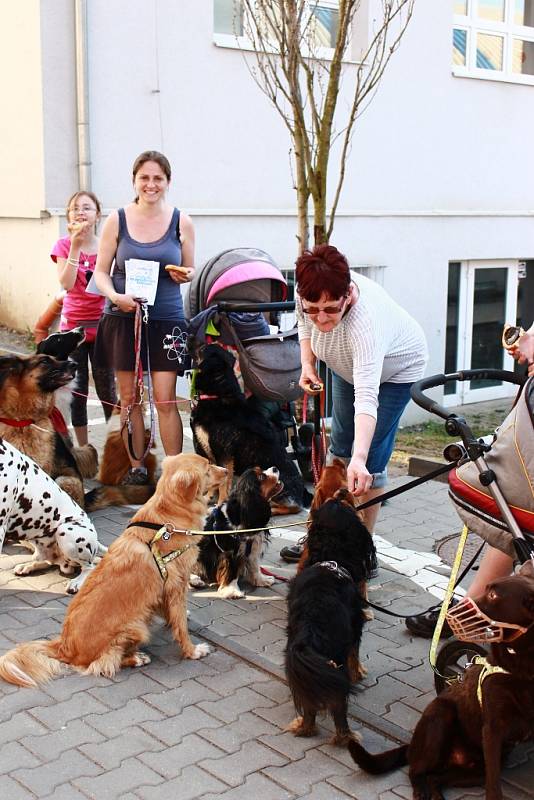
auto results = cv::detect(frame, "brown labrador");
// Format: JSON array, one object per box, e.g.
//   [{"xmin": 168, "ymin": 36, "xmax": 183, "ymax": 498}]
[{"xmin": 348, "ymin": 559, "xmax": 534, "ymax": 800}]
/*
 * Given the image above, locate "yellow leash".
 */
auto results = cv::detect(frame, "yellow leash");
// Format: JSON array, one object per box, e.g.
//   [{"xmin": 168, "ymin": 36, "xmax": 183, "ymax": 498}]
[{"xmin": 429, "ymin": 524, "xmax": 469, "ymax": 678}]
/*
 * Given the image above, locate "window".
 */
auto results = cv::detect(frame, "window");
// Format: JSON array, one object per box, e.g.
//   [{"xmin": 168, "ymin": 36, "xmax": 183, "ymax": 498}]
[
  {"xmin": 453, "ymin": 0, "xmax": 534, "ymax": 84},
  {"xmin": 213, "ymin": 0, "xmax": 340, "ymax": 55},
  {"xmin": 214, "ymin": 0, "xmax": 244, "ymax": 36}
]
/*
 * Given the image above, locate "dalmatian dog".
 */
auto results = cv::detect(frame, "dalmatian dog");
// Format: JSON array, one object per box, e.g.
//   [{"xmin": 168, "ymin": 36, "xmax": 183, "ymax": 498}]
[{"xmin": 0, "ymin": 438, "xmax": 106, "ymax": 593}]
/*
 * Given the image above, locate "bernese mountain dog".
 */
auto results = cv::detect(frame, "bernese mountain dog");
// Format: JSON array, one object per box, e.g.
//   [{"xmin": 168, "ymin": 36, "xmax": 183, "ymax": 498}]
[{"xmin": 189, "ymin": 344, "xmax": 311, "ymax": 514}]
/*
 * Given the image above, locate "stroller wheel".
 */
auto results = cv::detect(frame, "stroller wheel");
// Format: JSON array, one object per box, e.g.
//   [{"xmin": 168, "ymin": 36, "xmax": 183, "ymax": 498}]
[{"xmin": 434, "ymin": 639, "xmax": 488, "ymax": 695}]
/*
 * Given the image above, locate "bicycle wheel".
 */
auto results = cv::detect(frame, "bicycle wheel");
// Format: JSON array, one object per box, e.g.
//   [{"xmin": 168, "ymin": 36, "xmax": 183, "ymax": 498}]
[{"xmin": 434, "ymin": 639, "xmax": 488, "ymax": 695}]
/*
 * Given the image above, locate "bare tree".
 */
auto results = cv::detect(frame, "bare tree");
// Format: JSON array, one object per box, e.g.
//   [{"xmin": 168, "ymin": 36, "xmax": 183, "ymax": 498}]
[{"xmin": 235, "ymin": 0, "xmax": 414, "ymax": 252}]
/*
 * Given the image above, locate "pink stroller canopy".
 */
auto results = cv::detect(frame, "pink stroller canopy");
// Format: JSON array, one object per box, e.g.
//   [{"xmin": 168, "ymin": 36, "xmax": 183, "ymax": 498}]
[{"xmin": 206, "ymin": 262, "xmax": 288, "ymax": 306}]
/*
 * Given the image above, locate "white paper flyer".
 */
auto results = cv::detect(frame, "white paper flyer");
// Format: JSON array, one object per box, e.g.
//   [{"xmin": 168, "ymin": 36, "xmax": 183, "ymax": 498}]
[{"xmin": 125, "ymin": 259, "xmax": 160, "ymax": 306}]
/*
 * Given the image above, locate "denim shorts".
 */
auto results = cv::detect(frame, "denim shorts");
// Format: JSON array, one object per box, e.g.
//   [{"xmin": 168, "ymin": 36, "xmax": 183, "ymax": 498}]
[{"xmin": 329, "ymin": 373, "xmax": 413, "ymax": 488}]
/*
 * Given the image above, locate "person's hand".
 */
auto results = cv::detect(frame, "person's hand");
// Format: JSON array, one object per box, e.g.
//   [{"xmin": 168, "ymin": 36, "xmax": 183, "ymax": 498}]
[
  {"xmin": 347, "ymin": 455, "xmax": 373, "ymax": 496},
  {"xmin": 513, "ymin": 331, "xmax": 534, "ymax": 376},
  {"xmin": 299, "ymin": 363, "xmax": 323, "ymax": 394},
  {"xmin": 68, "ymin": 220, "xmax": 90, "ymax": 245},
  {"xmin": 111, "ymin": 293, "xmax": 138, "ymax": 313},
  {"xmin": 166, "ymin": 265, "xmax": 193, "ymax": 284}
]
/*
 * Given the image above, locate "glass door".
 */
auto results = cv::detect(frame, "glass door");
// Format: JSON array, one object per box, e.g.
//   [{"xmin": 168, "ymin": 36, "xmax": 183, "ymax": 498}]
[{"xmin": 444, "ymin": 260, "xmax": 518, "ymax": 405}]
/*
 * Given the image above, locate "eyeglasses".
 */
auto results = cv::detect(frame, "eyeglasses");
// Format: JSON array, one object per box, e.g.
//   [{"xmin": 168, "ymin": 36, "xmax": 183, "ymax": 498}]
[
  {"xmin": 301, "ymin": 297, "xmax": 347, "ymax": 316},
  {"xmin": 69, "ymin": 205, "xmax": 97, "ymax": 214}
]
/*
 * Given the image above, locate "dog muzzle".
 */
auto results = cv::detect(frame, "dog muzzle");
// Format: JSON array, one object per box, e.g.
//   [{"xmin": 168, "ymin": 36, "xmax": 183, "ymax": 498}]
[{"xmin": 446, "ymin": 596, "xmax": 529, "ymax": 643}]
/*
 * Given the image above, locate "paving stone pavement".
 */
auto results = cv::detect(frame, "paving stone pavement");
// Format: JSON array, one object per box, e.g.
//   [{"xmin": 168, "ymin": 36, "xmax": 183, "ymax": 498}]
[{"xmin": 0, "ymin": 377, "xmax": 533, "ymax": 798}]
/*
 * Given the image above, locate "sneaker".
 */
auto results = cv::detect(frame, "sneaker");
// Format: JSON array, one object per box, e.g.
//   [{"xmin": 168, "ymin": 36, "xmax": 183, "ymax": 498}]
[
  {"xmin": 280, "ymin": 535, "xmax": 308, "ymax": 563},
  {"xmin": 120, "ymin": 467, "xmax": 149, "ymax": 486},
  {"xmin": 405, "ymin": 598, "xmax": 458, "ymax": 639},
  {"xmin": 279, "ymin": 544, "xmax": 303, "ymax": 562}
]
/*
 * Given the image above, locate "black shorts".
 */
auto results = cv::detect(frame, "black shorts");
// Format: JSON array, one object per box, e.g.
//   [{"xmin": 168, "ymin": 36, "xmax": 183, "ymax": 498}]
[{"xmin": 94, "ymin": 314, "xmax": 190, "ymax": 374}]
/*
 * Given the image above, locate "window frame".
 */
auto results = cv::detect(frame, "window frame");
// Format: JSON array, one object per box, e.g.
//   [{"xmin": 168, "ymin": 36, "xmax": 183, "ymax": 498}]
[
  {"xmin": 213, "ymin": 0, "xmax": 344, "ymax": 61},
  {"xmin": 453, "ymin": 0, "xmax": 534, "ymax": 86}
]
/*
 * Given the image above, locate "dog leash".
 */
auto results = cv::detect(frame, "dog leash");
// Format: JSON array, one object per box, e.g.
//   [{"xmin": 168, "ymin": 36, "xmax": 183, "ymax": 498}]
[
  {"xmin": 124, "ymin": 301, "xmax": 156, "ymax": 463},
  {"xmin": 310, "ymin": 392, "xmax": 328, "ymax": 485},
  {"xmin": 356, "ymin": 461, "xmax": 457, "ymax": 511},
  {"xmin": 128, "ymin": 520, "xmax": 294, "ymax": 584},
  {"xmin": 366, "ymin": 532, "xmax": 483, "ymax": 620},
  {"xmin": 128, "ymin": 519, "xmax": 308, "ymax": 538},
  {"xmin": 428, "ymin": 524, "xmax": 471, "ymax": 683}
]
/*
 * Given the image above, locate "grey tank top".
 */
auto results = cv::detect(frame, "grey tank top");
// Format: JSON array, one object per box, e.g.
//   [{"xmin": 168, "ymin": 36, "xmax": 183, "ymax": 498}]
[{"xmin": 103, "ymin": 207, "xmax": 185, "ymax": 321}]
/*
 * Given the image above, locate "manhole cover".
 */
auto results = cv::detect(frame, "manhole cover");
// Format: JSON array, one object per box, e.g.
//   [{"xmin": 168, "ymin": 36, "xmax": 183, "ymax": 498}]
[{"xmin": 435, "ymin": 531, "xmax": 484, "ymax": 569}]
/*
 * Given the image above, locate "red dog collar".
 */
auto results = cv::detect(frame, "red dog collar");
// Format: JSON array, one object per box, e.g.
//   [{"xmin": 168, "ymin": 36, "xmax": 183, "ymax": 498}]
[{"xmin": 0, "ymin": 417, "xmax": 34, "ymax": 428}]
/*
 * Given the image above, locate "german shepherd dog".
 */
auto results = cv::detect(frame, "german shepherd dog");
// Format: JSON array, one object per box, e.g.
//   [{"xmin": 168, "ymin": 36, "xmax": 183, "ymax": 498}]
[
  {"xmin": 347, "ymin": 560, "xmax": 534, "ymax": 800},
  {"xmin": 36, "ymin": 328, "xmax": 157, "ymax": 508},
  {"xmin": 192, "ymin": 466, "xmax": 283, "ymax": 598},
  {"xmin": 0, "ymin": 454, "xmax": 227, "ymax": 687},
  {"xmin": 0, "ymin": 353, "xmax": 92, "ymax": 507},
  {"xmin": 285, "ymin": 491, "xmax": 377, "ymax": 744},
  {"xmin": 190, "ymin": 344, "xmax": 311, "ymax": 514},
  {"xmin": 0, "ymin": 352, "xmax": 153, "ymax": 511}
]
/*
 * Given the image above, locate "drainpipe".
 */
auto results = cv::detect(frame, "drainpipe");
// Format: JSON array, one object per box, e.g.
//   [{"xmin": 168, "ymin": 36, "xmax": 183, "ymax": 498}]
[{"xmin": 74, "ymin": 0, "xmax": 91, "ymax": 190}]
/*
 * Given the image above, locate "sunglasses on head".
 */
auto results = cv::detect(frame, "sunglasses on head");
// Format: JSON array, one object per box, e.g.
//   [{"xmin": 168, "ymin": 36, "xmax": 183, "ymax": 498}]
[{"xmin": 301, "ymin": 296, "xmax": 347, "ymax": 316}]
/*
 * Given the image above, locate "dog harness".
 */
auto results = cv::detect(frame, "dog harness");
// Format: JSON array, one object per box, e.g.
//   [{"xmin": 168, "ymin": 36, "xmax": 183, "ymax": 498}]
[
  {"xmin": 315, "ymin": 561, "xmax": 353, "ymax": 581},
  {"xmin": 126, "ymin": 521, "xmax": 195, "ymax": 582},
  {"xmin": 471, "ymin": 655, "xmax": 509, "ymax": 707},
  {"xmin": 149, "ymin": 526, "xmax": 195, "ymax": 581}
]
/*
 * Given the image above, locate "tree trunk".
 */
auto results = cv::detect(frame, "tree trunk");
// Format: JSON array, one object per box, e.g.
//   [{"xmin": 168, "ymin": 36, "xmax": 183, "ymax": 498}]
[
  {"xmin": 312, "ymin": 175, "xmax": 328, "ymax": 246},
  {"xmin": 293, "ymin": 127, "xmax": 310, "ymax": 254}
]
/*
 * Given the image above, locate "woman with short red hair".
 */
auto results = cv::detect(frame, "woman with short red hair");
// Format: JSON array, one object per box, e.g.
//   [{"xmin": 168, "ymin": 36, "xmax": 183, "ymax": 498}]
[{"xmin": 282, "ymin": 245, "xmax": 427, "ymax": 558}]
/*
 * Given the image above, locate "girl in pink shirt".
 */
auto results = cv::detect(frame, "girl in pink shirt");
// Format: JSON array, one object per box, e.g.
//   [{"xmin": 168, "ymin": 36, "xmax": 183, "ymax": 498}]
[{"xmin": 51, "ymin": 191, "xmax": 117, "ymax": 445}]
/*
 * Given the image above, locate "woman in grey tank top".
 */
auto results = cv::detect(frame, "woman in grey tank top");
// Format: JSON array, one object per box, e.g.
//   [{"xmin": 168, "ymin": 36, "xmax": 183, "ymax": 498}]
[{"xmin": 94, "ymin": 151, "xmax": 195, "ymax": 484}]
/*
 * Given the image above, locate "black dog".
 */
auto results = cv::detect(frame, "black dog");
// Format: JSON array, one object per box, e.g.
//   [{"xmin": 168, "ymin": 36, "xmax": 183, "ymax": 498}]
[
  {"xmin": 36, "ymin": 327, "xmax": 86, "ymax": 429},
  {"xmin": 285, "ymin": 491, "xmax": 377, "ymax": 744},
  {"xmin": 192, "ymin": 466, "xmax": 283, "ymax": 598},
  {"xmin": 190, "ymin": 344, "xmax": 311, "ymax": 514},
  {"xmin": 36, "ymin": 327, "xmax": 85, "ymax": 360},
  {"xmin": 348, "ymin": 560, "xmax": 534, "ymax": 800}
]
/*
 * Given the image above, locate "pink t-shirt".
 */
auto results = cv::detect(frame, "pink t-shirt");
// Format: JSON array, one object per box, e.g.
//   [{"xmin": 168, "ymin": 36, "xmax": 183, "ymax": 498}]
[{"xmin": 51, "ymin": 237, "xmax": 105, "ymax": 341}]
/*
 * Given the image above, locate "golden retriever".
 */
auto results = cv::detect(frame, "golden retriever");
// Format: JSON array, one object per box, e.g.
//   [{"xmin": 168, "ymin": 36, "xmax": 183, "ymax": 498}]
[{"xmin": 0, "ymin": 453, "xmax": 227, "ymax": 687}]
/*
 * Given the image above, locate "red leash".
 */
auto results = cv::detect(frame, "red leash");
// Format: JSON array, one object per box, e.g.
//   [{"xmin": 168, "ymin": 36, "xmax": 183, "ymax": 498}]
[
  {"xmin": 260, "ymin": 566, "xmax": 290, "ymax": 583},
  {"xmin": 311, "ymin": 391, "xmax": 327, "ymax": 484},
  {"xmin": 124, "ymin": 301, "xmax": 156, "ymax": 462}
]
